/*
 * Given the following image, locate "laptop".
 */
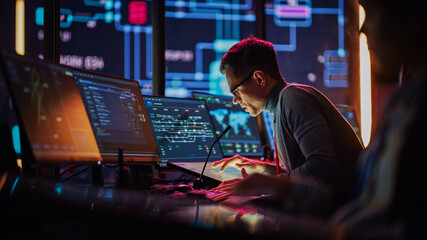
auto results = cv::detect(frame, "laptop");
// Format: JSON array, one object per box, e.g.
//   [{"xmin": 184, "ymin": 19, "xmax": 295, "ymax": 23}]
[
  {"xmin": 0, "ymin": 50, "xmax": 101, "ymax": 163},
  {"xmin": 191, "ymin": 92, "xmax": 264, "ymax": 158},
  {"xmin": 73, "ymin": 69, "xmax": 161, "ymax": 163},
  {"xmin": 141, "ymin": 95, "xmax": 245, "ymax": 184}
]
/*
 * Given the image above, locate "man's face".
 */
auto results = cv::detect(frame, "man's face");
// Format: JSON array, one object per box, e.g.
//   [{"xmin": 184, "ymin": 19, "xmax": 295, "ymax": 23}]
[{"xmin": 225, "ymin": 68, "xmax": 265, "ymax": 117}]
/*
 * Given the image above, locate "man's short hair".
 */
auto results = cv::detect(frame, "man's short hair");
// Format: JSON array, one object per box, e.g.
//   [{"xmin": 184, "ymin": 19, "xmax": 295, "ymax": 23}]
[{"xmin": 220, "ymin": 37, "xmax": 283, "ymax": 80}]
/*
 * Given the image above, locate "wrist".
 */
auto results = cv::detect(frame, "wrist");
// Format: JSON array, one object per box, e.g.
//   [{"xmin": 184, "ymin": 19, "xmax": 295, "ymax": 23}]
[{"xmin": 264, "ymin": 163, "xmax": 279, "ymax": 175}]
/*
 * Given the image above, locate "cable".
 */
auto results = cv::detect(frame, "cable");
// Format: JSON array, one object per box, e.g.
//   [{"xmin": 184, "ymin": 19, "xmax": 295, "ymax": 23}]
[
  {"xmin": 58, "ymin": 164, "xmax": 83, "ymax": 177},
  {"xmin": 61, "ymin": 166, "xmax": 90, "ymax": 182}
]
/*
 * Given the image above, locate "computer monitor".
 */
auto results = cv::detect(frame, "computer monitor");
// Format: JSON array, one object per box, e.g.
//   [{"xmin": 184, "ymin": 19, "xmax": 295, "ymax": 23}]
[
  {"xmin": 142, "ymin": 96, "xmax": 224, "ymax": 165},
  {"xmin": 73, "ymin": 70, "xmax": 161, "ymax": 162},
  {"xmin": 191, "ymin": 92, "xmax": 264, "ymax": 157},
  {"xmin": 0, "ymin": 50, "xmax": 101, "ymax": 163}
]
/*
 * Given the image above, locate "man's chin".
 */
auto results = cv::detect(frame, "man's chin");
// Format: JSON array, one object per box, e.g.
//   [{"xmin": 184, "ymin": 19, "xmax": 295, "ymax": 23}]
[{"xmin": 247, "ymin": 108, "xmax": 261, "ymax": 117}]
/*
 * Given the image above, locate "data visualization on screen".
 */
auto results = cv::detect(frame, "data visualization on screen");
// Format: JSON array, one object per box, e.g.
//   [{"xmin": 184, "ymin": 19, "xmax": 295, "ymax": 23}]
[
  {"xmin": 265, "ymin": 0, "xmax": 357, "ymax": 104},
  {"xmin": 143, "ymin": 96, "xmax": 223, "ymax": 163},
  {"xmin": 192, "ymin": 92, "xmax": 263, "ymax": 157},
  {"xmin": 0, "ymin": 51, "xmax": 101, "ymax": 162},
  {"xmin": 74, "ymin": 70, "xmax": 160, "ymax": 162},
  {"xmin": 21, "ymin": 0, "xmax": 356, "ymax": 103},
  {"xmin": 23, "ymin": 0, "xmax": 256, "ymax": 97}
]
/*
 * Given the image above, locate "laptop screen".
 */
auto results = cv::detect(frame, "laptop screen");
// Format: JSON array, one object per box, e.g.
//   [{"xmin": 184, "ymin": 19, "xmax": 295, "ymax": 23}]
[
  {"xmin": 142, "ymin": 96, "xmax": 224, "ymax": 164},
  {"xmin": 74, "ymin": 70, "xmax": 160, "ymax": 162},
  {"xmin": 192, "ymin": 92, "xmax": 264, "ymax": 157},
  {"xmin": 0, "ymin": 50, "xmax": 101, "ymax": 163}
]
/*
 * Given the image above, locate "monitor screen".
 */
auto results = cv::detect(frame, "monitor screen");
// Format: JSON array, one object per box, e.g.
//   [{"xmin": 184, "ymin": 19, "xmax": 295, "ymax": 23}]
[
  {"xmin": 21, "ymin": 1, "xmax": 256, "ymax": 97},
  {"xmin": 142, "ymin": 96, "xmax": 224, "ymax": 164},
  {"xmin": 17, "ymin": 0, "xmax": 357, "ymax": 102},
  {"xmin": 192, "ymin": 92, "xmax": 263, "ymax": 157},
  {"xmin": 74, "ymin": 70, "xmax": 160, "ymax": 162},
  {"xmin": 265, "ymin": 0, "xmax": 357, "ymax": 105},
  {"xmin": 0, "ymin": 50, "xmax": 101, "ymax": 162}
]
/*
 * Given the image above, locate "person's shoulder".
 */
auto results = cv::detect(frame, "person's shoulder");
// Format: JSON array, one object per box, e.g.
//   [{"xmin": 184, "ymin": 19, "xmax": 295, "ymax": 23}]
[
  {"xmin": 276, "ymin": 84, "xmax": 323, "ymax": 117},
  {"xmin": 279, "ymin": 83, "xmax": 318, "ymax": 101}
]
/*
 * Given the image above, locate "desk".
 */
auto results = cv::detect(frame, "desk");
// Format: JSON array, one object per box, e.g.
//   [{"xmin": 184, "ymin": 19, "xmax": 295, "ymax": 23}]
[{"xmin": 0, "ymin": 172, "xmax": 305, "ymax": 239}]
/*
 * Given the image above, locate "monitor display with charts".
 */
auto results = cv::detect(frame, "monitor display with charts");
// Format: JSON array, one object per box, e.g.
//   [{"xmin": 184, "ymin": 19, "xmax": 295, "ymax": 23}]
[
  {"xmin": 142, "ymin": 96, "xmax": 224, "ymax": 164},
  {"xmin": 74, "ymin": 70, "xmax": 161, "ymax": 162},
  {"xmin": 0, "ymin": 50, "xmax": 101, "ymax": 163},
  {"xmin": 192, "ymin": 92, "xmax": 264, "ymax": 157}
]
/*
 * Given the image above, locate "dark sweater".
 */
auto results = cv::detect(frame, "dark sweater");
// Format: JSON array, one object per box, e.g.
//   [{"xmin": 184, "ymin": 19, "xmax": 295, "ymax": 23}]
[{"xmin": 264, "ymin": 80, "xmax": 364, "ymax": 205}]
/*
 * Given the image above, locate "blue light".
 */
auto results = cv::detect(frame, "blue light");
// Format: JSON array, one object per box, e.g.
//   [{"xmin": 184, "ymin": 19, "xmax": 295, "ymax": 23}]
[
  {"xmin": 35, "ymin": 7, "xmax": 44, "ymax": 26},
  {"xmin": 10, "ymin": 178, "xmax": 19, "ymax": 196},
  {"xmin": 105, "ymin": 11, "xmax": 114, "ymax": 23},
  {"xmin": 338, "ymin": 48, "xmax": 346, "ymax": 58},
  {"xmin": 11, "ymin": 125, "xmax": 21, "ymax": 154},
  {"xmin": 104, "ymin": 0, "xmax": 113, "ymax": 10},
  {"xmin": 55, "ymin": 183, "xmax": 64, "ymax": 195}
]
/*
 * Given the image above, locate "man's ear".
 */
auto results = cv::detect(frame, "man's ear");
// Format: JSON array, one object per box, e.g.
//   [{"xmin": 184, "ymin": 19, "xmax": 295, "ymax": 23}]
[{"xmin": 253, "ymin": 70, "xmax": 267, "ymax": 87}]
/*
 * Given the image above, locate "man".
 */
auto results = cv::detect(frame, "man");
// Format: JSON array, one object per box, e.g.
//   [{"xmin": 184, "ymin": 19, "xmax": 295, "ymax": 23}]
[
  {"xmin": 213, "ymin": 37, "xmax": 364, "ymax": 208},
  {"xmin": 226, "ymin": 0, "xmax": 427, "ymax": 238}
]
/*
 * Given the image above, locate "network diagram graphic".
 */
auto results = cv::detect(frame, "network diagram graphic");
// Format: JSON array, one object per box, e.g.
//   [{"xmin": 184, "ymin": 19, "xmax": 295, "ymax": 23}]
[
  {"xmin": 29, "ymin": 0, "xmax": 350, "ymax": 103},
  {"xmin": 150, "ymin": 114, "xmax": 215, "ymax": 143},
  {"xmin": 268, "ymin": 0, "xmax": 348, "ymax": 88}
]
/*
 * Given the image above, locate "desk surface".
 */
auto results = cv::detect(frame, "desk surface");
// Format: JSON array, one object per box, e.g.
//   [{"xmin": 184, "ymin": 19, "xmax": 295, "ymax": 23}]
[
  {"xmin": 169, "ymin": 161, "xmax": 245, "ymax": 183},
  {"xmin": 0, "ymin": 172, "xmax": 291, "ymax": 239}
]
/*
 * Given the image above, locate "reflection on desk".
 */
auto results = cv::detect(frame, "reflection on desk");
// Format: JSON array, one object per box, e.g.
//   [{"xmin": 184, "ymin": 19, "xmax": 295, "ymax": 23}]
[
  {"xmin": 168, "ymin": 203, "xmax": 277, "ymax": 235},
  {"xmin": 0, "ymin": 172, "xmax": 292, "ymax": 239}
]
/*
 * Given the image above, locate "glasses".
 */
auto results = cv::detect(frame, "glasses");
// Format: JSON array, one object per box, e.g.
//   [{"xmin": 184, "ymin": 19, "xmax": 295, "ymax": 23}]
[{"xmin": 229, "ymin": 72, "xmax": 253, "ymax": 98}]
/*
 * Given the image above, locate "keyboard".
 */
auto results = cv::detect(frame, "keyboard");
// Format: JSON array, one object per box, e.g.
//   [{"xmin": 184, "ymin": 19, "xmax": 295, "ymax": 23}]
[
  {"xmin": 187, "ymin": 189, "xmax": 231, "ymax": 202},
  {"xmin": 167, "ymin": 188, "xmax": 231, "ymax": 202}
]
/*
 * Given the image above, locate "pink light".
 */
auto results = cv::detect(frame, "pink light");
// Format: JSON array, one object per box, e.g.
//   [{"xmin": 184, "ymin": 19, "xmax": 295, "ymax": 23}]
[
  {"xmin": 128, "ymin": 1, "xmax": 147, "ymax": 25},
  {"xmin": 275, "ymin": 5, "xmax": 311, "ymax": 19}
]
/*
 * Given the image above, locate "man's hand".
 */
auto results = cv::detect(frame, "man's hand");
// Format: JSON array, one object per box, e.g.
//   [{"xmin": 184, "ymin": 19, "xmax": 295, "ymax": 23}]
[
  {"xmin": 212, "ymin": 168, "xmax": 249, "ymax": 192},
  {"xmin": 213, "ymin": 172, "xmax": 291, "ymax": 197},
  {"xmin": 232, "ymin": 174, "xmax": 290, "ymax": 196},
  {"xmin": 212, "ymin": 155, "xmax": 268, "ymax": 174}
]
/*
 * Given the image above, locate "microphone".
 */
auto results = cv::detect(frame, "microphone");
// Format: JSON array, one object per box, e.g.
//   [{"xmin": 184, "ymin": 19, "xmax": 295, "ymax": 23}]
[{"xmin": 193, "ymin": 125, "xmax": 231, "ymax": 190}]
